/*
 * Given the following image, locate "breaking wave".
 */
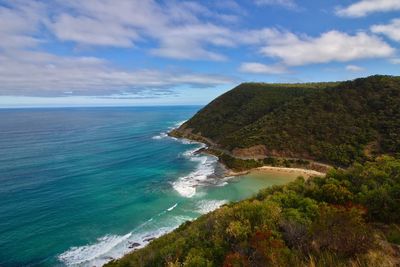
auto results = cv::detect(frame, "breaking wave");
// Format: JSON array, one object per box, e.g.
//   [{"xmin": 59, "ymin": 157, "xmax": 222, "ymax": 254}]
[
  {"xmin": 172, "ymin": 152, "xmax": 218, "ymax": 198},
  {"xmin": 196, "ymin": 200, "xmax": 228, "ymax": 214},
  {"xmin": 58, "ymin": 206, "xmax": 192, "ymax": 267}
]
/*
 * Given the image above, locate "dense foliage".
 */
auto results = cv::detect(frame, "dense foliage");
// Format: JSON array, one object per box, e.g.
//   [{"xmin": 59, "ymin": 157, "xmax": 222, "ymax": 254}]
[
  {"xmin": 210, "ymin": 150, "xmax": 311, "ymax": 172},
  {"xmin": 106, "ymin": 156, "xmax": 400, "ymax": 267},
  {"xmin": 179, "ymin": 76, "xmax": 400, "ymax": 166},
  {"xmin": 181, "ymin": 82, "xmax": 334, "ymax": 142}
]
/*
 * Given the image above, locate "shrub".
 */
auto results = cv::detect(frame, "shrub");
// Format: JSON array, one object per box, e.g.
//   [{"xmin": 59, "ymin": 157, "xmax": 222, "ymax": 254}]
[{"xmin": 310, "ymin": 205, "xmax": 374, "ymax": 256}]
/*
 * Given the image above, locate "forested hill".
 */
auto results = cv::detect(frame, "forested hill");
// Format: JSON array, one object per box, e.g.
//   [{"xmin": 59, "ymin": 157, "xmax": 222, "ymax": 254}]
[{"xmin": 174, "ymin": 75, "xmax": 400, "ymax": 166}]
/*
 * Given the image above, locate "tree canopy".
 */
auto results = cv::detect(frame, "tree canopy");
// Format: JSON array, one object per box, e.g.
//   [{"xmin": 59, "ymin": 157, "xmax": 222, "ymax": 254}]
[
  {"xmin": 106, "ymin": 156, "xmax": 400, "ymax": 267},
  {"xmin": 178, "ymin": 75, "xmax": 400, "ymax": 166}
]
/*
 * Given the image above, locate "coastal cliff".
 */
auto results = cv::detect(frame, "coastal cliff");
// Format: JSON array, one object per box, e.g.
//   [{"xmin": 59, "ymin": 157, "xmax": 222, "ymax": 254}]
[
  {"xmin": 172, "ymin": 75, "xmax": 400, "ymax": 168},
  {"xmin": 107, "ymin": 75, "xmax": 400, "ymax": 267}
]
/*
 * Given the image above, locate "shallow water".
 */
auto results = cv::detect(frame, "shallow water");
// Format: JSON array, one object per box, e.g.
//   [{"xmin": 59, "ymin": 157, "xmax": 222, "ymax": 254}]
[{"xmin": 0, "ymin": 107, "xmax": 299, "ymax": 266}]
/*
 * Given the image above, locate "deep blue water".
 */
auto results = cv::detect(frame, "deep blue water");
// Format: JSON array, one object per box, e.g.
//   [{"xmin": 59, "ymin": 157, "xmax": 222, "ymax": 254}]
[{"xmin": 0, "ymin": 107, "xmax": 296, "ymax": 266}]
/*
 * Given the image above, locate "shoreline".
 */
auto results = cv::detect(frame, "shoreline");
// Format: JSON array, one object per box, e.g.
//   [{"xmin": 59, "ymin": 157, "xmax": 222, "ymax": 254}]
[
  {"xmin": 174, "ymin": 134, "xmax": 327, "ymax": 182},
  {"xmin": 101, "ymin": 131, "xmax": 327, "ymax": 266},
  {"xmin": 184, "ymin": 135, "xmax": 329, "ymax": 179},
  {"xmin": 255, "ymin": 166, "xmax": 325, "ymax": 177},
  {"xmin": 222, "ymin": 161, "xmax": 326, "ymax": 178},
  {"xmin": 170, "ymin": 129, "xmax": 332, "ymax": 177},
  {"xmin": 190, "ymin": 142, "xmax": 328, "ymax": 179}
]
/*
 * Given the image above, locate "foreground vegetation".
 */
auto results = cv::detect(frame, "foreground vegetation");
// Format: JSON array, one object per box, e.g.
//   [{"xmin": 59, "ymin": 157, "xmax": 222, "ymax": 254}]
[
  {"xmin": 207, "ymin": 148, "xmax": 322, "ymax": 173},
  {"xmin": 177, "ymin": 75, "xmax": 400, "ymax": 167},
  {"xmin": 107, "ymin": 156, "xmax": 400, "ymax": 266}
]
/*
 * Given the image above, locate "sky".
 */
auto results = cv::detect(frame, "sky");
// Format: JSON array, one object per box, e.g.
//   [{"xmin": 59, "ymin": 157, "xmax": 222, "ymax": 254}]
[{"xmin": 0, "ymin": 0, "xmax": 399, "ymax": 107}]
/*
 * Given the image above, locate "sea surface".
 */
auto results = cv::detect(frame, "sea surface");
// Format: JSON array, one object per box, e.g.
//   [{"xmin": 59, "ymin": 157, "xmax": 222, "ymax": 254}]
[{"xmin": 0, "ymin": 107, "xmax": 298, "ymax": 266}]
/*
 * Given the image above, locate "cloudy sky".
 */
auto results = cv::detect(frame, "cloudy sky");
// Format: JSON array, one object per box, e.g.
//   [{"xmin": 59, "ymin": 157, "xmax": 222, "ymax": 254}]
[{"xmin": 0, "ymin": 0, "xmax": 399, "ymax": 107}]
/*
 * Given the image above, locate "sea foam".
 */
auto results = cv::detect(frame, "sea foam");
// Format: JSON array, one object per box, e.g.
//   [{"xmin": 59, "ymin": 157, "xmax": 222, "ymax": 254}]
[
  {"xmin": 58, "ymin": 228, "xmax": 175, "ymax": 267},
  {"xmin": 152, "ymin": 120, "xmax": 187, "ymax": 140},
  {"xmin": 174, "ymin": 120, "xmax": 187, "ymax": 128},
  {"xmin": 167, "ymin": 203, "xmax": 178, "ymax": 211},
  {"xmin": 58, "ymin": 207, "xmax": 192, "ymax": 266},
  {"xmin": 58, "ymin": 233, "xmax": 132, "ymax": 266},
  {"xmin": 172, "ymin": 153, "xmax": 218, "ymax": 198},
  {"xmin": 152, "ymin": 132, "xmax": 168, "ymax": 140},
  {"xmin": 196, "ymin": 200, "xmax": 228, "ymax": 214}
]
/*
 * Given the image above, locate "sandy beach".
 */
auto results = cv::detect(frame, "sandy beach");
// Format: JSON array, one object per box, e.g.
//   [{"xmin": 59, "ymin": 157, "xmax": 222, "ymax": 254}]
[
  {"xmin": 225, "ymin": 165, "xmax": 326, "ymax": 178},
  {"xmin": 255, "ymin": 166, "xmax": 326, "ymax": 177}
]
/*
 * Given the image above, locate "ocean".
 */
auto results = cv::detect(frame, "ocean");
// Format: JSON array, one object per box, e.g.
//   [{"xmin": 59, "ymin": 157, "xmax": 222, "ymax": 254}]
[{"xmin": 0, "ymin": 106, "xmax": 298, "ymax": 266}]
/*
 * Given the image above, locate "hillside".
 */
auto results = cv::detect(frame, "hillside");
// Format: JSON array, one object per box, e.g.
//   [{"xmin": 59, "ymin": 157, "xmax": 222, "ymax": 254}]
[
  {"xmin": 173, "ymin": 75, "xmax": 400, "ymax": 167},
  {"xmin": 106, "ymin": 76, "xmax": 400, "ymax": 267},
  {"xmin": 176, "ymin": 82, "xmax": 337, "ymax": 142},
  {"xmin": 106, "ymin": 156, "xmax": 400, "ymax": 267}
]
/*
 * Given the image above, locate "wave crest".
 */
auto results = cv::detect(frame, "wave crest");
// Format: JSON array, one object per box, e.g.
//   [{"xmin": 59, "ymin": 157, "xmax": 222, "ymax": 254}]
[
  {"xmin": 196, "ymin": 200, "xmax": 228, "ymax": 214},
  {"xmin": 172, "ymin": 153, "xmax": 218, "ymax": 198}
]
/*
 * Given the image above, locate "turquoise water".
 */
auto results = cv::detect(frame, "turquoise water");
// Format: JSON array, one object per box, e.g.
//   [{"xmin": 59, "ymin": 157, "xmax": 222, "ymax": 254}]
[{"xmin": 0, "ymin": 107, "xmax": 297, "ymax": 266}]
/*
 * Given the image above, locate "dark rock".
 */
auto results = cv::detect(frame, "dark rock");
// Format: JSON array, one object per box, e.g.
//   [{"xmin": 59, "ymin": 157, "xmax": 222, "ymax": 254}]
[{"xmin": 128, "ymin": 242, "xmax": 141, "ymax": 249}]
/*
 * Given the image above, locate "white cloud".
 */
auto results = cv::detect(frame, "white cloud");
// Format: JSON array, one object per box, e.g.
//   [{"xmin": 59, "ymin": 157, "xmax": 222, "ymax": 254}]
[
  {"xmin": 390, "ymin": 58, "xmax": 400, "ymax": 64},
  {"xmin": 346, "ymin": 65, "xmax": 365, "ymax": 72},
  {"xmin": 50, "ymin": 14, "xmax": 139, "ymax": 47},
  {"xmin": 150, "ymin": 24, "xmax": 234, "ymax": 61},
  {"xmin": 336, "ymin": 0, "xmax": 400, "ymax": 17},
  {"xmin": 240, "ymin": 28, "xmax": 289, "ymax": 45},
  {"xmin": 371, "ymin": 19, "xmax": 400, "ymax": 42},
  {"xmin": 0, "ymin": 0, "xmax": 235, "ymax": 97},
  {"xmin": 0, "ymin": 1, "xmax": 46, "ymax": 49},
  {"xmin": 48, "ymin": 0, "xmax": 238, "ymax": 60},
  {"xmin": 0, "ymin": 1, "xmax": 250, "ymax": 64},
  {"xmin": 0, "ymin": 50, "xmax": 233, "ymax": 96},
  {"xmin": 254, "ymin": 0, "xmax": 297, "ymax": 8},
  {"xmin": 258, "ymin": 30, "xmax": 394, "ymax": 66},
  {"xmin": 239, "ymin": 62, "xmax": 288, "ymax": 74}
]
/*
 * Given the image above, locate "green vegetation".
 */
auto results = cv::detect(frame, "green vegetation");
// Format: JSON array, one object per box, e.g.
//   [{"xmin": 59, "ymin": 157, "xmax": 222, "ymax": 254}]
[
  {"xmin": 206, "ymin": 149, "xmax": 264, "ymax": 172},
  {"xmin": 208, "ymin": 149, "xmax": 312, "ymax": 172},
  {"xmin": 179, "ymin": 82, "xmax": 333, "ymax": 142},
  {"xmin": 106, "ymin": 156, "xmax": 400, "ymax": 267},
  {"xmin": 385, "ymin": 225, "xmax": 400, "ymax": 245},
  {"xmin": 107, "ymin": 76, "xmax": 400, "ymax": 266},
  {"xmin": 178, "ymin": 75, "xmax": 400, "ymax": 167}
]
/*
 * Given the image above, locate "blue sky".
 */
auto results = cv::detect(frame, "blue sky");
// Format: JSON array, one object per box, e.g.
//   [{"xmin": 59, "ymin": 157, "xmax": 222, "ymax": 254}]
[{"xmin": 0, "ymin": 0, "xmax": 399, "ymax": 107}]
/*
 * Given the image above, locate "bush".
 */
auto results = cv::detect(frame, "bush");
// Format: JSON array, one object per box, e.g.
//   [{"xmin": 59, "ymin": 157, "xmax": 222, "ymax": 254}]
[
  {"xmin": 106, "ymin": 157, "xmax": 400, "ymax": 267},
  {"xmin": 310, "ymin": 205, "xmax": 374, "ymax": 256}
]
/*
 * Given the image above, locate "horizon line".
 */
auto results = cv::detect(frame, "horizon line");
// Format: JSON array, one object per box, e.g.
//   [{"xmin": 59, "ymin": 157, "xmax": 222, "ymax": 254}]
[{"xmin": 0, "ymin": 104, "xmax": 204, "ymax": 109}]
